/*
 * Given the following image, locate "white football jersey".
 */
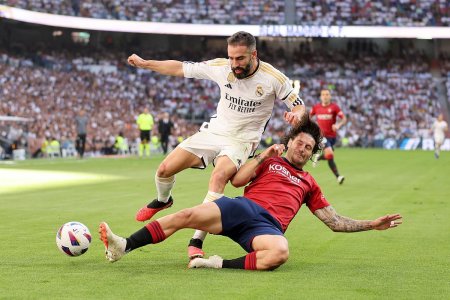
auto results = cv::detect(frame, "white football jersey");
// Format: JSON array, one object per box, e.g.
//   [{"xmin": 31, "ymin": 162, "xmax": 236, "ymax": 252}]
[{"xmin": 183, "ymin": 58, "xmax": 303, "ymax": 142}]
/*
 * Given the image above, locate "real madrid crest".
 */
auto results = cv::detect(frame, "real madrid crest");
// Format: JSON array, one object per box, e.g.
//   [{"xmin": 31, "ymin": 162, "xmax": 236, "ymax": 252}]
[
  {"xmin": 255, "ymin": 85, "xmax": 264, "ymax": 97},
  {"xmin": 227, "ymin": 72, "xmax": 236, "ymax": 83}
]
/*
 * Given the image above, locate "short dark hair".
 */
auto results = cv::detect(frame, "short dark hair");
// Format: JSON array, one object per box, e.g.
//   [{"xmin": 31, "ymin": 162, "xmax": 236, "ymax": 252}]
[
  {"xmin": 227, "ymin": 31, "xmax": 256, "ymax": 50},
  {"xmin": 282, "ymin": 117, "xmax": 323, "ymax": 155}
]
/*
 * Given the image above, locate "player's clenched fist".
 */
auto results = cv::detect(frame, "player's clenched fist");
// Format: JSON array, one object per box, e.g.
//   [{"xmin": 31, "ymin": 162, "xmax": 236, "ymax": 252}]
[
  {"xmin": 128, "ymin": 54, "xmax": 145, "ymax": 68},
  {"xmin": 260, "ymin": 144, "xmax": 285, "ymax": 160}
]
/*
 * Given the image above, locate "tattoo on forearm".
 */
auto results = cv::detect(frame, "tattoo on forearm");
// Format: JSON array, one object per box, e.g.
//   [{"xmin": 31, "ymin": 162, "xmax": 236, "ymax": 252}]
[
  {"xmin": 254, "ymin": 154, "xmax": 264, "ymax": 165},
  {"xmin": 314, "ymin": 206, "xmax": 373, "ymax": 232}
]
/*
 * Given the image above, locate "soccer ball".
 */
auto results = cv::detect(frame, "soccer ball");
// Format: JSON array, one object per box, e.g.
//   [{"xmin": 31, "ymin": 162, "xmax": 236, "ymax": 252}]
[{"xmin": 56, "ymin": 222, "xmax": 92, "ymax": 257}]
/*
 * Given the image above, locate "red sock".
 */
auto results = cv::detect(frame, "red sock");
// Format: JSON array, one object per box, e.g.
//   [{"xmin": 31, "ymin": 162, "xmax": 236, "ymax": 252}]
[
  {"xmin": 324, "ymin": 153, "xmax": 334, "ymax": 160},
  {"xmin": 145, "ymin": 221, "xmax": 166, "ymax": 244},
  {"xmin": 244, "ymin": 251, "xmax": 258, "ymax": 270}
]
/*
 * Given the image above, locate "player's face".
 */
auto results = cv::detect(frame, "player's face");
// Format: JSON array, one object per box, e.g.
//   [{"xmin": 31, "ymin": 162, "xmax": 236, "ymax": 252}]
[
  {"xmin": 438, "ymin": 114, "xmax": 443, "ymax": 121},
  {"xmin": 320, "ymin": 90, "xmax": 331, "ymax": 105},
  {"xmin": 228, "ymin": 45, "xmax": 256, "ymax": 79},
  {"xmin": 287, "ymin": 133, "xmax": 315, "ymax": 168}
]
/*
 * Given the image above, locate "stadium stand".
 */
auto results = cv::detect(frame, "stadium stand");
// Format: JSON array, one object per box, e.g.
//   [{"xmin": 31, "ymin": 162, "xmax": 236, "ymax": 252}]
[
  {"xmin": 441, "ymin": 55, "xmax": 450, "ymax": 109},
  {"xmin": 3, "ymin": 0, "xmax": 449, "ymax": 26},
  {"xmin": 0, "ymin": 40, "xmax": 445, "ymax": 157},
  {"xmin": 3, "ymin": 0, "xmax": 286, "ymax": 24},
  {"xmin": 295, "ymin": 0, "xmax": 450, "ymax": 26}
]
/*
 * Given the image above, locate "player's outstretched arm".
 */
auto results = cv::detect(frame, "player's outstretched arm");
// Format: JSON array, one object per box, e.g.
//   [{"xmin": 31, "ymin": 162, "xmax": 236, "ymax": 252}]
[
  {"xmin": 230, "ymin": 144, "xmax": 285, "ymax": 188},
  {"xmin": 127, "ymin": 54, "xmax": 184, "ymax": 77},
  {"xmin": 314, "ymin": 206, "xmax": 402, "ymax": 232},
  {"xmin": 370, "ymin": 213, "xmax": 403, "ymax": 230},
  {"xmin": 332, "ymin": 114, "xmax": 347, "ymax": 132}
]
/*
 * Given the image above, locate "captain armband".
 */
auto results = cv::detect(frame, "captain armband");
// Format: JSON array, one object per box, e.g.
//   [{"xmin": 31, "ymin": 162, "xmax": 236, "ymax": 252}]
[{"xmin": 282, "ymin": 92, "xmax": 305, "ymax": 110}]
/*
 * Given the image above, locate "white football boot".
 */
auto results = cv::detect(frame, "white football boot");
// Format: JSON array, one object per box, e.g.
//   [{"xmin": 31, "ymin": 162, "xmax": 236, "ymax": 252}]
[
  {"xmin": 188, "ymin": 255, "xmax": 223, "ymax": 269},
  {"xmin": 99, "ymin": 222, "xmax": 127, "ymax": 262}
]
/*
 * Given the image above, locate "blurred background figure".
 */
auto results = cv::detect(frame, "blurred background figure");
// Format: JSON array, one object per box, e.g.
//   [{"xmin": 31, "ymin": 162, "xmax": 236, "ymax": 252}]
[
  {"xmin": 136, "ymin": 107, "xmax": 154, "ymax": 157},
  {"xmin": 32, "ymin": 135, "xmax": 48, "ymax": 159},
  {"xmin": 114, "ymin": 131, "xmax": 129, "ymax": 155},
  {"xmin": 432, "ymin": 114, "xmax": 448, "ymax": 159},
  {"xmin": 47, "ymin": 137, "xmax": 61, "ymax": 158},
  {"xmin": 75, "ymin": 110, "xmax": 88, "ymax": 159},
  {"xmin": 158, "ymin": 112, "xmax": 174, "ymax": 155},
  {"xmin": 310, "ymin": 89, "xmax": 347, "ymax": 184}
]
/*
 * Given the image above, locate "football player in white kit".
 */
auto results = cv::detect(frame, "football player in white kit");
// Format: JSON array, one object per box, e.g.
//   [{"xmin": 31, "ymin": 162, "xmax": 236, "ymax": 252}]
[
  {"xmin": 432, "ymin": 114, "xmax": 448, "ymax": 159},
  {"xmin": 127, "ymin": 31, "xmax": 306, "ymax": 260}
]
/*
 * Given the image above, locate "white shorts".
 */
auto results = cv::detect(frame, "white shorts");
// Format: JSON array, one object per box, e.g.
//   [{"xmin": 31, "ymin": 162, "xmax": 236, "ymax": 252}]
[
  {"xmin": 178, "ymin": 131, "xmax": 258, "ymax": 170},
  {"xmin": 434, "ymin": 135, "xmax": 444, "ymax": 145}
]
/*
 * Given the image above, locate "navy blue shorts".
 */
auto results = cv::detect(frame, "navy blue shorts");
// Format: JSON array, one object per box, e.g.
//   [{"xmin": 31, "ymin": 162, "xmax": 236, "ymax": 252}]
[
  {"xmin": 325, "ymin": 137, "xmax": 337, "ymax": 149},
  {"xmin": 214, "ymin": 196, "xmax": 284, "ymax": 253}
]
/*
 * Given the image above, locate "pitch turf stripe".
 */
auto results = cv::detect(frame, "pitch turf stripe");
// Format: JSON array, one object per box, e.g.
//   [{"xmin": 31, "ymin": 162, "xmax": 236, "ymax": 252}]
[{"xmin": 0, "ymin": 169, "xmax": 123, "ymax": 195}]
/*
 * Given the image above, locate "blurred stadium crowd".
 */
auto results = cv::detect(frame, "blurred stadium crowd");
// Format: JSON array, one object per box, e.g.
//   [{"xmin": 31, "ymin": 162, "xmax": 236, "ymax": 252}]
[
  {"xmin": 0, "ymin": 0, "xmax": 449, "ymax": 158},
  {"xmin": 3, "ymin": 0, "xmax": 449, "ymax": 26},
  {"xmin": 295, "ymin": 0, "xmax": 450, "ymax": 26},
  {"xmin": 0, "ymin": 41, "xmax": 446, "ymax": 158}
]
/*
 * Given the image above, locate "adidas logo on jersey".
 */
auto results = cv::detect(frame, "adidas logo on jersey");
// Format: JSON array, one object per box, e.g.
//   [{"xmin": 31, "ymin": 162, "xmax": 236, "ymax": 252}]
[{"xmin": 224, "ymin": 83, "xmax": 232, "ymax": 89}]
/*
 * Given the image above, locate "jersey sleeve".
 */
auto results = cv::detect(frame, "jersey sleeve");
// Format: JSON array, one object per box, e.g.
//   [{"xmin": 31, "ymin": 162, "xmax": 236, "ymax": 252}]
[
  {"xmin": 310, "ymin": 105, "xmax": 316, "ymax": 117},
  {"xmin": 278, "ymin": 80, "xmax": 304, "ymax": 111},
  {"xmin": 335, "ymin": 104, "xmax": 344, "ymax": 118},
  {"xmin": 263, "ymin": 63, "xmax": 305, "ymax": 110},
  {"xmin": 305, "ymin": 177, "xmax": 330, "ymax": 213},
  {"xmin": 182, "ymin": 58, "xmax": 227, "ymax": 81}
]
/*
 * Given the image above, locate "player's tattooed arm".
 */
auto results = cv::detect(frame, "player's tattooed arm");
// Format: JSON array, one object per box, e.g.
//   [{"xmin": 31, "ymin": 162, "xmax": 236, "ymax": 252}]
[
  {"xmin": 314, "ymin": 206, "xmax": 402, "ymax": 232},
  {"xmin": 314, "ymin": 206, "xmax": 373, "ymax": 232}
]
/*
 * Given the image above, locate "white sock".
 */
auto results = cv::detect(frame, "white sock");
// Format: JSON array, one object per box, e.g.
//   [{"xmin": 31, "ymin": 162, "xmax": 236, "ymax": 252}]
[
  {"xmin": 155, "ymin": 175, "xmax": 175, "ymax": 203},
  {"xmin": 192, "ymin": 191, "xmax": 224, "ymax": 241}
]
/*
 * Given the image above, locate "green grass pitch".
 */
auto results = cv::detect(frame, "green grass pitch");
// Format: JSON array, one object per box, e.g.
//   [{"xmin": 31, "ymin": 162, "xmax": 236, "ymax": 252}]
[{"xmin": 0, "ymin": 149, "xmax": 449, "ymax": 299}]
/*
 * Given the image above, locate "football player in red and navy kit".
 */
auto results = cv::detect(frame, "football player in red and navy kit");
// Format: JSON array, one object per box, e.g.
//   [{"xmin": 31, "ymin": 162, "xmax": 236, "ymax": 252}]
[
  {"xmin": 99, "ymin": 119, "xmax": 402, "ymax": 271},
  {"xmin": 310, "ymin": 89, "xmax": 347, "ymax": 184}
]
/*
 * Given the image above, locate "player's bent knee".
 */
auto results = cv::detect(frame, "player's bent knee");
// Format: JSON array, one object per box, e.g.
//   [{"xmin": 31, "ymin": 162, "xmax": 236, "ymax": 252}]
[
  {"xmin": 274, "ymin": 247, "xmax": 290, "ymax": 265},
  {"xmin": 173, "ymin": 208, "xmax": 196, "ymax": 227},
  {"xmin": 209, "ymin": 170, "xmax": 231, "ymax": 187},
  {"xmin": 265, "ymin": 247, "xmax": 290, "ymax": 270},
  {"xmin": 157, "ymin": 162, "xmax": 172, "ymax": 177}
]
